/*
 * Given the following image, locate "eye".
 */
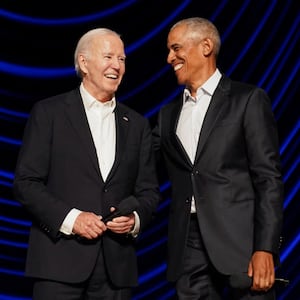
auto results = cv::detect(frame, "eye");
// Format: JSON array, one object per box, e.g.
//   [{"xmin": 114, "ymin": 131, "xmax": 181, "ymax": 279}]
[
  {"xmin": 118, "ymin": 56, "xmax": 126, "ymax": 63},
  {"xmin": 104, "ymin": 55, "xmax": 112, "ymax": 60}
]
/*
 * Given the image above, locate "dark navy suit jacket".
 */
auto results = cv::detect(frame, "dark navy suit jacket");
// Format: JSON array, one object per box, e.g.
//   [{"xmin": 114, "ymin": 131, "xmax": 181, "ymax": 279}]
[
  {"xmin": 153, "ymin": 75, "xmax": 283, "ymax": 281},
  {"xmin": 14, "ymin": 88, "xmax": 160, "ymax": 287}
]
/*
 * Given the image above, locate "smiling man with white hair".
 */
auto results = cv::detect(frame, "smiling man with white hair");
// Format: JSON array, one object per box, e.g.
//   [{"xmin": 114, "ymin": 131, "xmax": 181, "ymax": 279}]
[{"xmin": 14, "ymin": 28, "xmax": 160, "ymax": 300}]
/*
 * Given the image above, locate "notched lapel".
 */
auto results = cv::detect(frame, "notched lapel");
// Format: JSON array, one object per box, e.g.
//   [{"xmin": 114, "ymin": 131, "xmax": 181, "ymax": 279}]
[
  {"xmin": 194, "ymin": 77, "xmax": 230, "ymax": 163},
  {"xmin": 169, "ymin": 100, "xmax": 193, "ymax": 167},
  {"xmin": 63, "ymin": 90, "xmax": 100, "ymax": 176},
  {"xmin": 105, "ymin": 106, "xmax": 129, "ymax": 181}
]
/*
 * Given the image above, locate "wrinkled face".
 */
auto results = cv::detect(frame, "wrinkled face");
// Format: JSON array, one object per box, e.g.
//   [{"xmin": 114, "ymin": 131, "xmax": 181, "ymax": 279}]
[
  {"xmin": 167, "ymin": 25, "xmax": 205, "ymax": 88},
  {"xmin": 80, "ymin": 34, "xmax": 126, "ymax": 101}
]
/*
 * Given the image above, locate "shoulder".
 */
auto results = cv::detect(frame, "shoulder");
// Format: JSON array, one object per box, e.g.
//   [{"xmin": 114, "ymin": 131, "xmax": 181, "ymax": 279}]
[
  {"xmin": 28, "ymin": 89, "xmax": 81, "ymax": 121},
  {"xmin": 220, "ymin": 76, "xmax": 272, "ymax": 115},
  {"xmin": 32, "ymin": 88, "xmax": 79, "ymax": 111},
  {"xmin": 221, "ymin": 75, "xmax": 267, "ymax": 98},
  {"xmin": 36, "ymin": 88, "xmax": 79, "ymax": 106},
  {"xmin": 157, "ymin": 93, "xmax": 182, "ymax": 112}
]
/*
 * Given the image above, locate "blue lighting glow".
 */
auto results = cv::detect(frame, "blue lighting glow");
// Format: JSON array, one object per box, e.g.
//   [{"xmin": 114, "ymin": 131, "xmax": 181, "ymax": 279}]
[{"xmin": 0, "ymin": 0, "xmax": 137, "ymax": 25}]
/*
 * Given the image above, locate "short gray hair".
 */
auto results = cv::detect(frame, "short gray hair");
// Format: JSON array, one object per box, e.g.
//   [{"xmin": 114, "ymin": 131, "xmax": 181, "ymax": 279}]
[
  {"xmin": 171, "ymin": 17, "xmax": 221, "ymax": 57},
  {"xmin": 74, "ymin": 28, "xmax": 122, "ymax": 77}
]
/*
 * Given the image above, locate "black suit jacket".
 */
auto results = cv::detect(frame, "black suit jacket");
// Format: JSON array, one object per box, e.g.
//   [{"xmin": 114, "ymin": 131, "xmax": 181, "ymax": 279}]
[
  {"xmin": 14, "ymin": 88, "xmax": 160, "ymax": 287},
  {"xmin": 153, "ymin": 75, "xmax": 284, "ymax": 281}
]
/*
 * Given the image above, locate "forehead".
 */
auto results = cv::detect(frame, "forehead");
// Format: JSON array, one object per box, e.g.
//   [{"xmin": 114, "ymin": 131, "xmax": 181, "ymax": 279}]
[
  {"xmin": 167, "ymin": 24, "xmax": 190, "ymax": 48},
  {"xmin": 94, "ymin": 34, "xmax": 124, "ymax": 51}
]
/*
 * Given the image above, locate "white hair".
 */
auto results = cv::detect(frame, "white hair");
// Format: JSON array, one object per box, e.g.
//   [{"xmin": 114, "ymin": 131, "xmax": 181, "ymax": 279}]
[{"xmin": 74, "ymin": 28, "xmax": 122, "ymax": 77}]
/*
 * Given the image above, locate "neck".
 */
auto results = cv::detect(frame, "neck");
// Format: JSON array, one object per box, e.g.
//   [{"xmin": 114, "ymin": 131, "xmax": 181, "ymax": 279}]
[{"xmin": 188, "ymin": 66, "xmax": 217, "ymax": 97}]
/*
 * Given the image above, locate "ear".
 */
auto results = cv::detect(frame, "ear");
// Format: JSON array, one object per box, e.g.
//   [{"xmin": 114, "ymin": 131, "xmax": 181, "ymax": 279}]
[
  {"xmin": 78, "ymin": 54, "xmax": 88, "ymax": 74},
  {"xmin": 201, "ymin": 38, "xmax": 214, "ymax": 57}
]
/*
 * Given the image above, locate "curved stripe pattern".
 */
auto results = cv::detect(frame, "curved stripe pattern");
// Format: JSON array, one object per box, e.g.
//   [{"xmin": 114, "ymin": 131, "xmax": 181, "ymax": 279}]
[{"xmin": 0, "ymin": 1, "xmax": 299, "ymax": 299}]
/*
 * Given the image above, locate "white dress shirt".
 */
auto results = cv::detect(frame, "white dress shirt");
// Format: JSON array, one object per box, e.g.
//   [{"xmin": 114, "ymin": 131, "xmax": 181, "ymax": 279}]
[
  {"xmin": 60, "ymin": 84, "xmax": 140, "ymax": 235},
  {"xmin": 176, "ymin": 69, "xmax": 222, "ymax": 213},
  {"xmin": 60, "ymin": 84, "xmax": 116, "ymax": 234},
  {"xmin": 81, "ymin": 84, "xmax": 116, "ymax": 181}
]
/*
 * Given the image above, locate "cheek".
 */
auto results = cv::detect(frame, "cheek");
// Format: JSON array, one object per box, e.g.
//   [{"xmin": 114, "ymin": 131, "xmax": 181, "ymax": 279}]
[
  {"xmin": 120, "ymin": 64, "xmax": 126, "ymax": 74},
  {"xmin": 187, "ymin": 54, "xmax": 203, "ymax": 71}
]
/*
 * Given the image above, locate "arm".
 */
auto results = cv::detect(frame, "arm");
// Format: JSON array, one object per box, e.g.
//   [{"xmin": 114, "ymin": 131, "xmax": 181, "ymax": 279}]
[
  {"xmin": 243, "ymin": 87, "xmax": 284, "ymax": 290},
  {"xmin": 13, "ymin": 102, "xmax": 71, "ymax": 239},
  {"xmin": 14, "ymin": 101, "xmax": 107, "ymax": 240}
]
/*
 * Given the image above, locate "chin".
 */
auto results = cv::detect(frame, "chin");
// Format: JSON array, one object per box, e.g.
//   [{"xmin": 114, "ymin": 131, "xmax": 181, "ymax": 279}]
[
  {"xmin": 176, "ymin": 78, "xmax": 185, "ymax": 85},
  {"xmin": 175, "ymin": 73, "xmax": 185, "ymax": 85}
]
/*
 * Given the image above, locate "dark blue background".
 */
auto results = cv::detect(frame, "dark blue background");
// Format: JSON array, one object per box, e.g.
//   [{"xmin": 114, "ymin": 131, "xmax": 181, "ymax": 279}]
[{"xmin": 0, "ymin": 1, "xmax": 299, "ymax": 299}]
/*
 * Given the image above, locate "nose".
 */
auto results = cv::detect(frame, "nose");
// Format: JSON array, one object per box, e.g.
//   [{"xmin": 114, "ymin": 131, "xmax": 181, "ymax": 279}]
[
  {"xmin": 167, "ymin": 49, "xmax": 175, "ymax": 64},
  {"xmin": 112, "ymin": 59, "xmax": 120, "ymax": 69}
]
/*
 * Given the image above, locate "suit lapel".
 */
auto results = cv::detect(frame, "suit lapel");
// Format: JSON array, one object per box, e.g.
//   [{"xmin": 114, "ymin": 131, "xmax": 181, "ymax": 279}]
[
  {"xmin": 63, "ymin": 89, "xmax": 101, "ymax": 176},
  {"xmin": 194, "ymin": 76, "xmax": 230, "ymax": 163},
  {"xmin": 105, "ymin": 103, "xmax": 129, "ymax": 181},
  {"xmin": 169, "ymin": 99, "xmax": 194, "ymax": 168}
]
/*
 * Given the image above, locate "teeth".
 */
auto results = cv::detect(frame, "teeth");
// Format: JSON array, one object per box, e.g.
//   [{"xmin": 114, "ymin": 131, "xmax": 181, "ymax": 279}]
[
  {"xmin": 174, "ymin": 64, "xmax": 183, "ymax": 71},
  {"xmin": 105, "ymin": 74, "xmax": 118, "ymax": 79}
]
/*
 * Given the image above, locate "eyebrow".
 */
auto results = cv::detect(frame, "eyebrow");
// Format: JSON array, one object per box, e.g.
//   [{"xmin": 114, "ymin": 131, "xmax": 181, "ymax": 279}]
[
  {"xmin": 102, "ymin": 51, "xmax": 126, "ymax": 57},
  {"xmin": 169, "ymin": 43, "xmax": 181, "ymax": 49}
]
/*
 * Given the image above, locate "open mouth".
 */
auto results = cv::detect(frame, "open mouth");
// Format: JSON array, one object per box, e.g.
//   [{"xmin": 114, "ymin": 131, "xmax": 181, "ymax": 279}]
[
  {"xmin": 174, "ymin": 63, "xmax": 183, "ymax": 71},
  {"xmin": 105, "ymin": 74, "xmax": 118, "ymax": 79}
]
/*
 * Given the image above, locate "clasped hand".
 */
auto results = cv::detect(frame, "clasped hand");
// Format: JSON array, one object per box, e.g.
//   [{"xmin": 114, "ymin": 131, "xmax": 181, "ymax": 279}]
[{"xmin": 73, "ymin": 209, "xmax": 135, "ymax": 239}]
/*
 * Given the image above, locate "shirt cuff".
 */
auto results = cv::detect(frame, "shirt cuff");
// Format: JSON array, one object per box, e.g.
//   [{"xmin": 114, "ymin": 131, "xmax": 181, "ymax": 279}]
[
  {"xmin": 59, "ymin": 208, "xmax": 82, "ymax": 235},
  {"xmin": 129, "ymin": 211, "xmax": 140, "ymax": 238}
]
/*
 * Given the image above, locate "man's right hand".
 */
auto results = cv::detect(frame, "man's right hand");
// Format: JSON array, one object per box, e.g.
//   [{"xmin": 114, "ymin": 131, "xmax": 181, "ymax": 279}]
[{"xmin": 73, "ymin": 212, "xmax": 107, "ymax": 239}]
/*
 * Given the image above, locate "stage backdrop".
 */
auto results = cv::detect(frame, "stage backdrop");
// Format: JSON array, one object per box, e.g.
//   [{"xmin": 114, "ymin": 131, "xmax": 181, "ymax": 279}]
[{"xmin": 0, "ymin": 1, "xmax": 299, "ymax": 299}]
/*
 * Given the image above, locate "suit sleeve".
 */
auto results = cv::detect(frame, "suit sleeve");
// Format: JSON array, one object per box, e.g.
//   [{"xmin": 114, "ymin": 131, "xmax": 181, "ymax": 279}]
[
  {"xmin": 13, "ymin": 102, "xmax": 71, "ymax": 239},
  {"xmin": 134, "ymin": 118, "xmax": 161, "ymax": 231},
  {"xmin": 243, "ymin": 87, "xmax": 284, "ymax": 256}
]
